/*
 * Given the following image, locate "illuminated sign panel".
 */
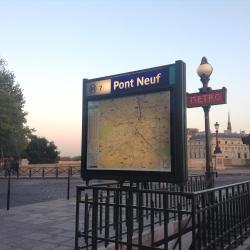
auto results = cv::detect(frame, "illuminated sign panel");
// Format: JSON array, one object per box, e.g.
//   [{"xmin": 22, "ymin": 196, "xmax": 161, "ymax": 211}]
[
  {"xmin": 87, "ymin": 91, "xmax": 171, "ymax": 171},
  {"xmin": 86, "ymin": 68, "xmax": 170, "ymax": 97},
  {"xmin": 86, "ymin": 79, "xmax": 111, "ymax": 96},
  {"xmin": 187, "ymin": 88, "xmax": 227, "ymax": 108},
  {"xmin": 82, "ymin": 61, "xmax": 187, "ymax": 183},
  {"xmin": 111, "ymin": 69, "xmax": 169, "ymax": 95}
]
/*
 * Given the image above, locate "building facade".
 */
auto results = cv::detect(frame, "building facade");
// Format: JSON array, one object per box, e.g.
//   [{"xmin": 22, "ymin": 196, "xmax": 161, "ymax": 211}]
[{"xmin": 188, "ymin": 115, "xmax": 250, "ymax": 169}]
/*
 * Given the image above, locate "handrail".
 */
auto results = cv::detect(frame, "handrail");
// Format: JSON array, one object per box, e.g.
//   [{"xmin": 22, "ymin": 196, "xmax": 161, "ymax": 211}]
[{"xmin": 192, "ymin": 179, "xmax": 250, "ymax": 195}]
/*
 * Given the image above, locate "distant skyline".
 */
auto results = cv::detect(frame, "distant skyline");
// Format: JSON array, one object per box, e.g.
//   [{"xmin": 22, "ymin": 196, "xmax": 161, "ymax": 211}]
[{"xmin": 1, "ymin": 0, "xmax": 250, "ymax": 156}]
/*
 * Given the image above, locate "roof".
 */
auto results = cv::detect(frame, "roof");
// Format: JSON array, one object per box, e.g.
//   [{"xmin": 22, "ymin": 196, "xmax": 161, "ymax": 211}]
[{"xmin": 190, "ymin": 132, "xmax": 245, "ymax": 140}]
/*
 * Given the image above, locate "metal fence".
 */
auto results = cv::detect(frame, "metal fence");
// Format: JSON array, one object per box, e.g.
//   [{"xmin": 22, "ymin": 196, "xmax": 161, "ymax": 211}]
[
  {"xmin": 192, "ymin": 181, "xmax": 250, "ymax": 249},
  {"xmin": 0, "ymin": 166, "xmax": 81, "ymax": 210},
  {"xmin": 75, "ymin": 178, "xmax": 250, "ymax": 250},
  {"xmin": 0, "ymin": 166, "xmax": 80, "ymax": 178}
]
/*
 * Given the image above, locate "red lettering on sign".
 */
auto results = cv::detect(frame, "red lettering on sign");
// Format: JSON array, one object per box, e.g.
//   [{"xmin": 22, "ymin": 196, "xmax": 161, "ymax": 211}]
[{"xmin": 187, "ymin": 88, "xmax": 227, "ymax": 108}]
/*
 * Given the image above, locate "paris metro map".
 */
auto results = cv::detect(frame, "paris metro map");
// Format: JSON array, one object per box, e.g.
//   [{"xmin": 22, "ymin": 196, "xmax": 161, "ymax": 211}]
[{"xmin": 87, "ymin": 91, "xmax": 171, "ymax": 171}]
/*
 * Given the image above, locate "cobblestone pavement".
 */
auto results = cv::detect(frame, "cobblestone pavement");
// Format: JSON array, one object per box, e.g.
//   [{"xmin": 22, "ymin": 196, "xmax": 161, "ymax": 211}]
[
  {"xmin": 0, "ymin": 199, "xmax": 76, "ymax": 250},
  {"xmin": 0, "ymin": 178, "xmax": 83, "ymax": 209},
  {"xmin": 0, "ymin": 172, "xmax": 249, "ymax": 249}
]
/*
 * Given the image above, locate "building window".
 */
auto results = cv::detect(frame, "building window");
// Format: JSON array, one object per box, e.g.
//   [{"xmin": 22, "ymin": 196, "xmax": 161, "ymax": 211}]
[
  {"xmin": 244, "ymin": 153, "xmax": 247, "ymax": 159},
  {"xmin": 225, "ymin": 141, "xmax": 227, "ymax": 144},
  {"xmin": 238, "ymin": 153, "xmax": 241, "ymax": 159}
]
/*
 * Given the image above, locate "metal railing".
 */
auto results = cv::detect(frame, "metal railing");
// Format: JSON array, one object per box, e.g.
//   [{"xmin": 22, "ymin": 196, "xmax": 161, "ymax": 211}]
[
  {"xmin": 191, "ymin": 181, "xmax": 250, "ymax": 249},
  {"xmin": 75, "ymin": 177, "xmax": 250, "ymax": 250},
  {"xmin": 0, "ymin": 166, "xmax": 81, "ymax": 210},
  {"xmin": 0, "ymin": 166, "xmax": 80, "ymax": 178}
]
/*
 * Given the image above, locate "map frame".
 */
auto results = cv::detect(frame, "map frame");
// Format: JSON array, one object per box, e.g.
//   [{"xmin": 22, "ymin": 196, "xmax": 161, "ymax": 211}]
[{"xmin": 81, "ymin": 61, "xmax": 187, "ymax": 184}]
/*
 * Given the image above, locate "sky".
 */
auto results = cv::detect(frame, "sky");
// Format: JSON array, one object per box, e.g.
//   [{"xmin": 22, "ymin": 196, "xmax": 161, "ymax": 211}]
[{"xmin": 0, "ymin": 0, "xmax": 250, "ymax": 156}]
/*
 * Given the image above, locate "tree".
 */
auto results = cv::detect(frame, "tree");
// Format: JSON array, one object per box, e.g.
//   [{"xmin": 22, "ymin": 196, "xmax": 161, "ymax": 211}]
[
  {"xmin": 0, "ymin": 58, "xmax": 32, "ymax": 166},
  {"xmin": 26, "ymin": 136, "xmax": 60, "ymax": 164},
  {"xmin": 71, "ymin": 155, "xmax": 81, "ymax": 161}
]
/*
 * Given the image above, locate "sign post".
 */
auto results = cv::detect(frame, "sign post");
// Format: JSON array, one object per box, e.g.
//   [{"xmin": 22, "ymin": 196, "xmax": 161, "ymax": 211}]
[
  {"xmin": 188, "ymin": 57, "xmax": 227, "ymax": 189},
  {"xmin": 81, "ymin": 61, "xmax": 187, "ymax": 184}
]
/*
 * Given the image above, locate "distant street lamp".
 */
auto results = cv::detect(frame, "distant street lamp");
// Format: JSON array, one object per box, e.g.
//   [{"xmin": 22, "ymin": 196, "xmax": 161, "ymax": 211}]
[
  {"xmin": 197, "ymin": 57, "xmax": 214, "ymax": 189},
  {"xmin": 214, "ymin": 122, "xmax": 222, "ymax": 154}
]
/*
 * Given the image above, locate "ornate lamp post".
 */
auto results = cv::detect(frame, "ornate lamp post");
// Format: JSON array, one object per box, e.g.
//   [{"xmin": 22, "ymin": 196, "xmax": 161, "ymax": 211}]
[
  {"xmin": 197, "ymin": 57, "xmax": 214, "ymax": 189},
  {"xmin": 214, "ymin": 122, "xmax": 222, "ymax": 154}
]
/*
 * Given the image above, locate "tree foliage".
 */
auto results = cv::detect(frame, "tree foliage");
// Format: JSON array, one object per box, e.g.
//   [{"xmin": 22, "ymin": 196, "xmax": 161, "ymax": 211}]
[
  {"xmin": 26, "ymin": 136, "xmax": 60, "ymax": 164},
  {"xmin": 71, "ymin": 155, "xmax": 81, "ymax": 161},
  {"xmin": 0, "ymin": 58, "xmax": 32, "ymax": 160}
]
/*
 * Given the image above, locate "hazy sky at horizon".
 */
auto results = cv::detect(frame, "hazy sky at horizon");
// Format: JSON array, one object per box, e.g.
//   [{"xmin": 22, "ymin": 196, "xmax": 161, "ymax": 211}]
[{"xmin": 1, "ymin": 0, "xmax": 250, "ymax": 156}]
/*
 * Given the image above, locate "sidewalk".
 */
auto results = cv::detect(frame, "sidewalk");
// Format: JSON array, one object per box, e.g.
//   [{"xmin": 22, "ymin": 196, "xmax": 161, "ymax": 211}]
[
  {"xmin": 0, "ymin": 199, "xmax": 76, "ymax": 250},
  {"xmin": 0, "ymin": 196, "xmax": 250, "ymax": 250},
  {"xmin": 237, "ymin": 238, "xmax": 250, "ymax": 250}
]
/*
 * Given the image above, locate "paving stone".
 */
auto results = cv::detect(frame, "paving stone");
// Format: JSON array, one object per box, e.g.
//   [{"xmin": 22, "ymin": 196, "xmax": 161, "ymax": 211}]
[
  {"xmin": 59, "ymin": 231, "xmax": 75, "ymax": 238},
  {"xmin": 30, "ymin": 242, "xmax": 58, "ymax": 250},
  {"xmin": 0, "ymin": 243, "xmax": 12, "ymax": 250},
  {"xmin": 24, "ymin": 232, "xmax": 52, "ymax": 240},
  {"xmin": 42, "ymin": 235, "xmax": 72, "ymax": 244},
  {"xmin": 51, "ymin": 246, "xmax": 73, "ymax": 250},
  {"xmin": 61, "ymin": 237, "xmax": 75, "ymax": 247},
  {"xmin": 0, "ymin": 198, "xmax": 76, "ymax": 249},
  {"xmin": 1, "ymin": 180, "xmax": 250, "ymax": 250},
  {"xmin": 51, "ymin": 222, "xmax": 75, "ymax": 230}
]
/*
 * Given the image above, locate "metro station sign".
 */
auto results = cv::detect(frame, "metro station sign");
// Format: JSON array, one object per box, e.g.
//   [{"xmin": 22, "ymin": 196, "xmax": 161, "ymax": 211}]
[
  {"xmin": 81, "ymin": 61, "xmax": 187, "ymax": 183},
  {"xmin": 187, "ymin": 87, "xmax": 227, "ymax": 108}
]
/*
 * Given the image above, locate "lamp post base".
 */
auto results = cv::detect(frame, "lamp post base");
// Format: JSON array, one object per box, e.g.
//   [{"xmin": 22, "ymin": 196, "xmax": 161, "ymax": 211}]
[
  {"xmin": 205, "ymin": 171, "xmax": 215, "ymax": 189},
  {"xmin": 214, "ymin": 146, "xmax": 222, "ymax": 154}
]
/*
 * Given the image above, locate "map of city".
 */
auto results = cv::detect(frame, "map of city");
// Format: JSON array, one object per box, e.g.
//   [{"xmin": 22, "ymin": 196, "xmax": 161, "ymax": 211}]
[{"xmin": 87, "ymin": 91, "xmax": 171, "ymax": 171}]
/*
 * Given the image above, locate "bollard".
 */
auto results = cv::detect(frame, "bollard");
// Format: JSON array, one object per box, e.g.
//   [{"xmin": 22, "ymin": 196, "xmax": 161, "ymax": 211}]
[
  {"xmin": 7, "ymin": 171, "xmax": 11, "ymax": 210},
  {"xmin": 67, "ymin": 168, "xmax": 70, "ymax": 200},
  {"xmin": 56, "ymin": 167, "xmax": 59, "ymax": 178}
]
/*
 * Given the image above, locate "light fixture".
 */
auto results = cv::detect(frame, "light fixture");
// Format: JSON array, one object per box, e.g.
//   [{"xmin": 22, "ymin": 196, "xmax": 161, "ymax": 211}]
[
  {"xmin": 197, "ymin": 57, "xmax": 213, "ymax": 90},
  {"xmin": 214, "ymin": 122, "xmax": 219, "ymax": 131}
]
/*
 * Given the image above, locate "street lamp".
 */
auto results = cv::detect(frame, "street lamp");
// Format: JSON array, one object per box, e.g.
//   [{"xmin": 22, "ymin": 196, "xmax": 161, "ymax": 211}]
[
  {"xmin": 197, "ymin": 57, "xmax": 214, "ymax": 189},
  {"xmin": 197, "ymin": 57, "xmax": 213, "ymax": 91},
  {"xmin": 214, "ymin": 122, "xmax": 222, "ymax": 154}
]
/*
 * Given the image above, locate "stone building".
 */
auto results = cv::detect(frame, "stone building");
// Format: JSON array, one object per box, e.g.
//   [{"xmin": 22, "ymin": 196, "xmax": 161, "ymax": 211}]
[{"xmin": 188, "ymin": 114, "xmax": 250, "ymax": 169}]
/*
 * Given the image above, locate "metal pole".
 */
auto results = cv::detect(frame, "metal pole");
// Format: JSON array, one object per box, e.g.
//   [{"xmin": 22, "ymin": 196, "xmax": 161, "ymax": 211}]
[
  {"xmin": 214, "ymin": 125, "xmax": 221, "ymax": 154},
  {"xmin": 216, "ymin": 129, "xmax": 218, "ymax": 148},
  {"xmin": 7, "ymin": 171, "xmax": 11, "ymax": 210},
  {"xmin": 203, "ymin": 106, "xmax": 213, "ymax": 189},
  {"xmin": 67, "ymin": 168, "xmax": 70, "ymax": 200},
  {"xmin": 75, "ymin": 187, "xmax": 80, "ymax": 250},
  {"xmin": 198, "ymin": 57, "xmax": 214, "ymax": 189}
]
